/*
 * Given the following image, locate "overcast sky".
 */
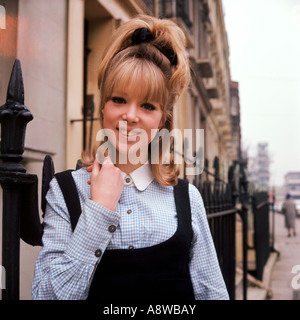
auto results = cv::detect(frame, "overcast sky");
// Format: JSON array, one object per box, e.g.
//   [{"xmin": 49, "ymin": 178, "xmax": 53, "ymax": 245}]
[{"xmin": 222, "ymin": 0, "xmax": 300, "ymax": 187}]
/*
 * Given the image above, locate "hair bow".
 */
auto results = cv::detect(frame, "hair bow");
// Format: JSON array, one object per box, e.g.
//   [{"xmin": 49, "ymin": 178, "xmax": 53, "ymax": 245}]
[
  {"xmin": 131, "ymin": 28, "xmax": 154, "ymax": 44},
  {"xmin": 131, "ymin": 28, "xmax": 178, "ymax": 66}
]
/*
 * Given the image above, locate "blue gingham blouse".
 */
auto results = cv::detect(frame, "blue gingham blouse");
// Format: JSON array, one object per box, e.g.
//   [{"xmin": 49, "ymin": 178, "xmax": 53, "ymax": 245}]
[{"xmin": 32, "ymin": 164, "xmax": 229, "ymax": 300}]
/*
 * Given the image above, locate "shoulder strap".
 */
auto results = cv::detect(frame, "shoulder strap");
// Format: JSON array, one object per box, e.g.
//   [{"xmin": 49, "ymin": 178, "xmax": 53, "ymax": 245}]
[
  {"xmin": 173, "ymin": 178, "xmax": 193, "ymax": 242},
  {"xmin": 174, "ymin": 178, "xmax": 191, "ymax": 212},
  {"xmin": 55, "ymin": 170, "xmax": 82, "ymax": 232},
  {"xmin": 54, "ymin": 174, "xmax": 191, "ymax": 235}
]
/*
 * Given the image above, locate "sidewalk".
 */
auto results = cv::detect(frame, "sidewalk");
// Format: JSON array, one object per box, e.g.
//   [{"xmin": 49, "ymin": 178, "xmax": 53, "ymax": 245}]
[{"xmin": 268, "ymin": 212, "xmax": 300, "ymax": 300}]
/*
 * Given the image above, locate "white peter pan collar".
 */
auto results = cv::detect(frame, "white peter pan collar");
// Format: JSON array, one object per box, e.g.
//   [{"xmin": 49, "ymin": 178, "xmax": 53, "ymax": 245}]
[{"xmin": 120, "ymin": 162, "xmax": 154, "ymax": 191}]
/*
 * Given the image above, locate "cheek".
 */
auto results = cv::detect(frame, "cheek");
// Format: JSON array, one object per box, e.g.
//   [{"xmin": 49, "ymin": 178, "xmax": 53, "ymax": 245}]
[
  {"xmin": 146, "ymin": 117, "xmax": 162, "ymax": 133},
  {"xmin": 102, "ymin": 114, "xmax": 109, "ymax": 128},
  {"xmin": 146, "ymin": 115, "xmax": 164, "ymax": 143},
  {"xmin": 102, "ymin": 106, "xmax": 114, "ymax": 128},
  {"xmin": 156, "ymin": 112, "xmax": 165, "ymax": 130}
]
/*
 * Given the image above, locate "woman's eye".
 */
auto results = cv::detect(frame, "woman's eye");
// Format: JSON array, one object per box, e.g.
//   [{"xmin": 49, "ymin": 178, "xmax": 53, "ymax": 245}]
[
  {"xmin": 111, "ymin": 97, "xmax": 126, "ymax": 104},
  {"xmin": 142, "ymin": 103, "xmax": 156, "ymax": 111}
]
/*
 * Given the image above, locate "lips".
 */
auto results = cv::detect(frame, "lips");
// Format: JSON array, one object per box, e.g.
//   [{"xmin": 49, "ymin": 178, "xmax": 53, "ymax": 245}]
[
  {"xmin": 119, "ymin": 128, "xmax": 141, "ymax": 136},
  {"xmin": 118, "ymin": 126, "xmax": 142, "ymax": 136},
  {"xmin": 117, "ymin": 127, "xmax": 143, "ymax": 142}
]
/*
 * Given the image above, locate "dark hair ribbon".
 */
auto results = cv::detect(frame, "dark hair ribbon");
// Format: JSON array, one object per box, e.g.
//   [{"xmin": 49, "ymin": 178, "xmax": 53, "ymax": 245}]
[
  {"xmin": 131, "ymin": 28, "xmax": 178, "ymax": 66},
  {"xmin": 131, "ymin": 28, "xmax": 154, "ymax": 44}
]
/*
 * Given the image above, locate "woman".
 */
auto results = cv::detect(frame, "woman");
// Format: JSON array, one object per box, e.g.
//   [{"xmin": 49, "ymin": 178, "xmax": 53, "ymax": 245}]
[
  {"xmin": 282, "ymin": 194, "xmax": 297, "ymax": 237},
  {"xmin": 32, "ymin": 15, "xmax": 229, "ymax": 300}
]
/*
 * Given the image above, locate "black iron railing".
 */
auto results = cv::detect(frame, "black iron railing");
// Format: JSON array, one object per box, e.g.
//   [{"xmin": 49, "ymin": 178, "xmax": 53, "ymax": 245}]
[
  {"xmin": 190, "ymin": 158, "xmax": 250, "ymax": 300},
  {"xmin": 195, "ymin": 159, "xmax": 238, "ymax": 300},
  {"xmin": 0, "ymin": 60, "xmax": 43, "ymax": 300},
  {"xmin": 201, "ymin": 180, "xmax": 237, "ymax": 300}
]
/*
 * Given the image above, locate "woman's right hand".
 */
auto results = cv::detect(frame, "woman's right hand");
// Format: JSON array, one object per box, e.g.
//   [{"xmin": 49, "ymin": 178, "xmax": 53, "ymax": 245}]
[{"xmin": 88, "ymin": 156, "xmax": 124, "ymax": 211}]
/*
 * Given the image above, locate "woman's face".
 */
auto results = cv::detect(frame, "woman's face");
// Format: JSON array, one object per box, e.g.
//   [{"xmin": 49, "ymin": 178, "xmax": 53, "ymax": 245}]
[{"xmin": 102, "ymin": 85, "xmax": 164, "ymax": 163}]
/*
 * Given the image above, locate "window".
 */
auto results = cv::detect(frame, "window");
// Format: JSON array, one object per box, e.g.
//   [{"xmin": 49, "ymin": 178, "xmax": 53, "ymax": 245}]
[
  {"xmin": 159, "ymin": 0, "xmax": 192, "ymax": 30},
  {"xmin": 198, "ymin": 0, "xmax": 209, "ymax": 58},
  {"xmin": 230, "ymin": 96, "xmax": 239, "ymax": 116}
]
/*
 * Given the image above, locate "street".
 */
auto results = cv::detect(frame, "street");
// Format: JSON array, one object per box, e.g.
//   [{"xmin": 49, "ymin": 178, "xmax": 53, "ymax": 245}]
[{"xmin": 269, "ymin": 212, "xmax": 300, "ymax": 300}]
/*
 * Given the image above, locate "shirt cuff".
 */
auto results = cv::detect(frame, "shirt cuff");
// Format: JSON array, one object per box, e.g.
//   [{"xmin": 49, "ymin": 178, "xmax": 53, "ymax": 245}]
[{"xmin": 65, "ymin": 199, "xmax": 121, "ymax": 264}]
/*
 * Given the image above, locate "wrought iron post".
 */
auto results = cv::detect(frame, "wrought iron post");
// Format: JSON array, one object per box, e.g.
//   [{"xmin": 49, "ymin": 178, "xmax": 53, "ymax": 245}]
[
  {"xmin": 239, "ymin": 160, "xmax": 249, "ymax": 300},
  {"xmin": 0, "ymin": 59, "xmax": 37, "ymax": 299},
  {"xmin": 271, "ymin": 187, "xmax": 276, "ymax": 252}
]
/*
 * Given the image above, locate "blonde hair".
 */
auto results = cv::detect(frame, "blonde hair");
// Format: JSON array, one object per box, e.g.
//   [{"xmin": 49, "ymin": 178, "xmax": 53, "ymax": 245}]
[{"xmin": 84, "ymin": 15, "xmax": 190, "ymax": 186}]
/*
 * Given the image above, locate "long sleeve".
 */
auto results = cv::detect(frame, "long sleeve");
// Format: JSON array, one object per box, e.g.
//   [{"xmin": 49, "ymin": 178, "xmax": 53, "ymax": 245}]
[
  {"xmin": 32, "ymin": 177, "xmax": 120, "ymax": 300},
  {"xmin": 188, "ymin": 184, "xmax": 229, "ymax": 300},
  {"xmin": 32, "ymin": 166, "xmax": 230, "ymax": 300}
]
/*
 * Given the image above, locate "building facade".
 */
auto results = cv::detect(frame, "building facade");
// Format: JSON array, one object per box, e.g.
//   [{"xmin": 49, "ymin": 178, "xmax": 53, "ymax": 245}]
[
  {"xmin": 0, "ymin": 0, "xmax": 240, "ymax": 299},
  {"xmin": 230, "ymin": 81, "xmax": 241, "ymax": 161}
]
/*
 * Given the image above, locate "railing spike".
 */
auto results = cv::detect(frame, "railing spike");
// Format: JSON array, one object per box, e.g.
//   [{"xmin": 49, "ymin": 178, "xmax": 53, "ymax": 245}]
[{"xmin": 6, "ymin": 59, "xmax": 24, "ymax": 105}]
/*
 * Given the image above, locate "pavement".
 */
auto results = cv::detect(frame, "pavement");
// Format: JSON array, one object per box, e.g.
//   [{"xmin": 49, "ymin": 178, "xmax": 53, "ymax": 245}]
[
  {"xmin": 268, "ymin": 212, "xmax": 300, "ymax": 300},
  {"xmin": 241, "ymin": 212, "xmax": 300, "ymax": 300}
]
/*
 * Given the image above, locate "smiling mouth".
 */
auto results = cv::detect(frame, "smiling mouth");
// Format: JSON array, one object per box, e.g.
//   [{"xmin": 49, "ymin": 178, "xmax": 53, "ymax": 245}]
[{"xmin": 118, "ymin": 128, "xmax": 142, "ymax": 137}]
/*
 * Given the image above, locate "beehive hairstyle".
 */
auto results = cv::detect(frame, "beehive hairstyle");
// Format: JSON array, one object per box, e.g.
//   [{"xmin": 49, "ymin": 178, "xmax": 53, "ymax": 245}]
[{"xmin": 85, "ymin": 15, "xmax": 190, "ymax": 186}]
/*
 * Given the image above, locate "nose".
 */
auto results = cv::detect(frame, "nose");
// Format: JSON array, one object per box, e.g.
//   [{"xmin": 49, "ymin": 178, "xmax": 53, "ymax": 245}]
[{"xmin": 123, "ymin": 103, "xmax": 139, "ymax": 123}]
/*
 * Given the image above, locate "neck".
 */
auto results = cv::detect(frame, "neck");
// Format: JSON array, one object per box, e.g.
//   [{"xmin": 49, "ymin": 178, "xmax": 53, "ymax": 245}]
[
  {"xmin": 115, "ymin": 150, "xmax": 148, "ymax": 174},
  {"xmin": 116, "ymin": 162, "xmax": 144, "ymax": 174}
]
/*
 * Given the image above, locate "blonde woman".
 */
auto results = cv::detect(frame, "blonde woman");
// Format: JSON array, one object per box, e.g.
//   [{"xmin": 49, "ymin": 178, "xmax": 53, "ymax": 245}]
[{"xmin": 32, "ymin": 15, "xmax": 229, "ymax": 301}]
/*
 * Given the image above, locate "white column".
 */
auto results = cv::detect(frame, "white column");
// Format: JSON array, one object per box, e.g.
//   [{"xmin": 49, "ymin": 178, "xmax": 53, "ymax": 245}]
[{"xmin": 66, "ymin": 0, "xmax": 84, "ymax": 168}]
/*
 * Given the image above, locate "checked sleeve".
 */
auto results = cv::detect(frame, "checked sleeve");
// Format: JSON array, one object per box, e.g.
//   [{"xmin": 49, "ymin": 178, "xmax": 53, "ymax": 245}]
[
  {"xmin": 188, "ymin": 184, "xmax": 229, "ymax": 300},
  {"xmin": 32, "ymin": 177, "xmax": 120, "ymax": 300}
]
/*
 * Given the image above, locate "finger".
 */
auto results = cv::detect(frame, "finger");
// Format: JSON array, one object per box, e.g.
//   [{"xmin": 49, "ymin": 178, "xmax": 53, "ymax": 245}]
[
  {"xmin": 103, "ymin": 154, "xmax": 113, "ymax": 166},
  {"xmin": 96, "ymin": 152, "xmax": 111, "ymax": 166},
  {"xmin": 92, "ymin": 158, "xmax": 100, "ymax": 176},
  {"xmin": 86, "ymin": 164, "xmax": 93, "ymax": 172},
  {"xmin": 106, "ymin": 154, "xmax": 112, "ymax": 162}
]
